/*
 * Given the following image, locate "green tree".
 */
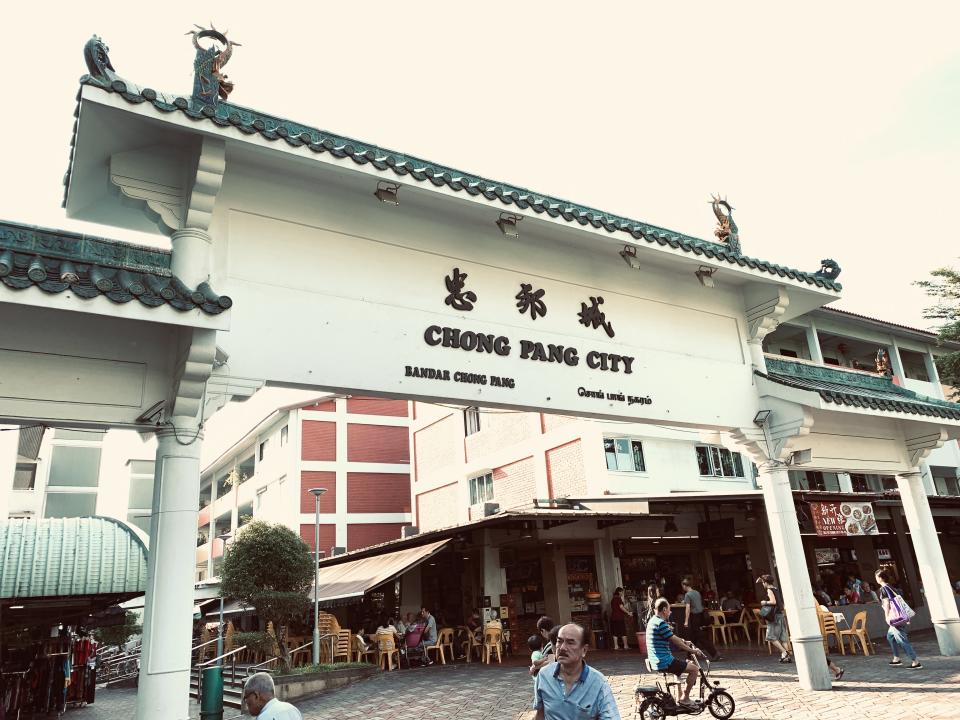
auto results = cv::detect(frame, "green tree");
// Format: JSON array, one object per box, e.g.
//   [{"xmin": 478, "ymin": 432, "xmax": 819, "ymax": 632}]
[
  {"xmin": 220, "ymin": 521, "xmax": 313, "ymax": 670},
  {"xmin": 916, "ymin": 265, "xmax": 960, "ymax": 398},
  {"xmin": 92, "ymin": 612, "xmax": 142, "ymax": 652}
]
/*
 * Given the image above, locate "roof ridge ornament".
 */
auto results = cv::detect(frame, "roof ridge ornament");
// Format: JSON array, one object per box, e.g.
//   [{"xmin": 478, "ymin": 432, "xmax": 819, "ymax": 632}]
[
  {"xmin": 82, "ymin": 35, "xmax": 119, "ymax": 85},
  {"xmin": 710, "ymin": 195, "xmax": 741, "ymax": 255},
  {"xmin": 186, "ymin": 23, "xmax": 241, "ymax": 106},
  {"xmin": 814, "ymin": 258, "xmax": 842, "ymax": 282}
]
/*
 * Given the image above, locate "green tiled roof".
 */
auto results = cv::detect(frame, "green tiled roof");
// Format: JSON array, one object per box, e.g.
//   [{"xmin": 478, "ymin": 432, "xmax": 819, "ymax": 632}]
[
  {"xmin": 762, "ymin": 357, "xmax": 960, "ymax": 420},
  {"xmin": 0, "ymin": 219, "xmax": 232, "ymax": 314},
  {"xmin": 0, "ymin": 517, "xmax": 147, "ymax": 599},
  {"xmin": 66, "ymin": 74, "xmax": 842, "ymax": 293}
]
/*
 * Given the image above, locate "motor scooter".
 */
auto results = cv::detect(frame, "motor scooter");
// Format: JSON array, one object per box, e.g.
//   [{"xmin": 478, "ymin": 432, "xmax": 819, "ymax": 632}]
[{"xmin": 635, "ymin": 650, "xmax": 735, "ymax": 719}]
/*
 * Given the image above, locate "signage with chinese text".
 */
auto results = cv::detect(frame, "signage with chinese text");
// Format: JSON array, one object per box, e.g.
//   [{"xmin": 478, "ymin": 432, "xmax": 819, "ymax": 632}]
[{"xmin": 810, "ymin": 501, "xmax": 879, "ymax": 536}]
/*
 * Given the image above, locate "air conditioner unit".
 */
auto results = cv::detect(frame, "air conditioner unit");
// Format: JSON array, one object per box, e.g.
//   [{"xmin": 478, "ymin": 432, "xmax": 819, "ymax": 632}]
[
  {"xmin": 483, "ymin": 502, "xmax": 501, "ymax": 517},
  {"xmin": 331, "ymin": 546, "xmax": 346, "ymax": 556},
  {"xmin": 402, "ymin": 526, "xmax": 420, "ymax": 538}
]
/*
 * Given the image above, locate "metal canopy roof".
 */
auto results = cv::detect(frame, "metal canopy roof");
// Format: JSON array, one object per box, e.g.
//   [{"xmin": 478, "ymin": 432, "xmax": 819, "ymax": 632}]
[{"xmin": 0, "ymin": 517, "xmax": 148, "ymax": 600}]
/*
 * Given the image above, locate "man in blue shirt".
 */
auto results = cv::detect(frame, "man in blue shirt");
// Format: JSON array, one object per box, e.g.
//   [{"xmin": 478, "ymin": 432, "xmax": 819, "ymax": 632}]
[
  {"xmin": 645, "ymin": 598, "xmax": 705, "ymax": 708},
  {"xmin": 533, "ymin": 622, "xmax": 620, "ymax": 719}
]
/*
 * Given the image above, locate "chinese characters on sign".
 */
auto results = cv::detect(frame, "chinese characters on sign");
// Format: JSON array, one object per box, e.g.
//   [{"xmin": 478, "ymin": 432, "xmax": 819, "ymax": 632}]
[
  {"xmin": 444, "ymin": 267, "xmax": 477, "ymax": 311},
  {"xmin": 810, "ymin": 502, "xmax": 878, "ymax": 537},
  {"xmin": 578, "ymin": 296, "xmax": 615, "ymax": 338},
  {"xmin": 515, "ymin": 283, "xmax": 547, "ymax": 320}
]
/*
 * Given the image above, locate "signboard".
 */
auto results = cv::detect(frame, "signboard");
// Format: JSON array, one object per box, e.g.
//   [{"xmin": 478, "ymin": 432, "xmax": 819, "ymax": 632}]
[
  {"xmin": 810, "ymin": 501, "xmax": 879, "ymax": 536},
  {"xmin": 814, "ymin": 548, "xmax": 840, "ymax": 565},
  {"xmin": 877, "ymin": 548, "xmax": 892, "ymax": 561}
]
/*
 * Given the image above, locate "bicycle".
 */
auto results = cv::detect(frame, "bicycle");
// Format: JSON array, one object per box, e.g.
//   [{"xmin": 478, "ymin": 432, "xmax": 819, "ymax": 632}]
[{"xmin": 636, "ymin": 651, "xmax": 735, "ymax": 719}]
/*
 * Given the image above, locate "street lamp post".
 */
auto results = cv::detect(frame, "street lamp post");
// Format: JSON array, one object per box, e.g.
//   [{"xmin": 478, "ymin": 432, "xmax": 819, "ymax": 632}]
[
  {"xmin": 308, "ymin": 488, "xmax": 328, "ymax": 665},
  {"xmin": 216, "ymin": 532, "xmax": 231, "ymax": 664}
]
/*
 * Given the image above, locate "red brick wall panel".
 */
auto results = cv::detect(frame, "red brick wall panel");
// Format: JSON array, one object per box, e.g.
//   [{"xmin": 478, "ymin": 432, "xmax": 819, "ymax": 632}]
[
  {"xmin": 491, "ymin": 457, "xmax": 536, "ymax": 510},
  {"xmin": 546, "ymin": 440, "xmax": 586, "ymax": 497},
  {"xmin": 300, "ymin": 523, "xmax": 336, "ymax": 553},
  {"xmin": 301, "ymin": 420, "xmax": 336, "ymax": 461},
  {"xmin": 304, "ymin": 400, "xmax": 336, "ymax": 412},
  {"xmin": 416, "ymin": 483, "xmax": 459, "ymax": 531},
  {"xmin": 348, "ymin": 523, "xmax": 408, "ymax": 551},
  {"xmin": 346, "ymin": 396, "xmax": 408, "ymax": 417},
  {"xmin": 347, "ymin": 424, "xmax": 409, "ymax": 463},
  {"xmin": 347, "ymin": 472, "xmax": 411, "ymax": 513},
  {"xmin": 300, "ymin": 471, "xmax": 336, "ymax": 513}
]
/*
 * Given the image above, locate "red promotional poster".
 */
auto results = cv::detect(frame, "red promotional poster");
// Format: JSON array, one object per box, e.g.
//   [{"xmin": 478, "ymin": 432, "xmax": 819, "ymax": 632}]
[{"xmin": 810, "ymin": 502, "xmax": 878, "ymax": 536}]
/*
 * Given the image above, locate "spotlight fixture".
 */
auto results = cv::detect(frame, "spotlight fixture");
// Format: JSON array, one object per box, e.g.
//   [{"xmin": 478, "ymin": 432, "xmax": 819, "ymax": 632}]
[
  {"xmin": 374, "ymin": 181, "xmax": 400, "ymax": 205},
  {"xmin": 496, "ymin": 212, "xmax": 522, "ymax": 238},
  {"xmin": 619, "ymin": 245, "xmax": 642, "ymax": 270},
  {"xmin": 753, "ymin": 409, "xmax": 772, "ymax": 427},
  {"xmin": 695, "ymin": 266, "xmax": 717, "ymax": 288},
  {"xmin": 663, "ymin": 518, "xmax": 679, "ymax": 534}
]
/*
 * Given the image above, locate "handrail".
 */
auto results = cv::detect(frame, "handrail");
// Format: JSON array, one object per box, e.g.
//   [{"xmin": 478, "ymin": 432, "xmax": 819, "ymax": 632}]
[
  {"xmin": 99, "ymin": 649, "xmax": 141, "ymax": 667},
  {"xmin": 197, "ymin": 645, "xmax": 248, "ymax": 669},
  {"xmin": 191, "ymin": 638, "xmax": 219, "ymax": 653},
  {"xmin": 246, "ymin": 640, "xmax": 315, "ymax": 674}
]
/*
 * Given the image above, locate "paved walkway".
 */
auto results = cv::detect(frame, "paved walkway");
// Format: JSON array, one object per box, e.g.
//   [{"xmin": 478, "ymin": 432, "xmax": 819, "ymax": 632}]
[{"xmin": 75, "ymin": 632, "xmax": 959, "ymax": 719}]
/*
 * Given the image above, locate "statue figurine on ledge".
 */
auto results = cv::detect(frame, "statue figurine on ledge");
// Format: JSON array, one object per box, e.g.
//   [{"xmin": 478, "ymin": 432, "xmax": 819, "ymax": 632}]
[
  {"xmin": 186, "ymin": 24, "xmax": 241, "ymax": 105},
  {"xmin": 814, "ymin": 258, "xmax": 842, "ymax": 282},
  {"xmin": 710, "ymin": 195, "xmax": 741, "ymax": 255},
  {"xmin": 876, "ymin": 348, "xmax": 893, "ymax": 376}
]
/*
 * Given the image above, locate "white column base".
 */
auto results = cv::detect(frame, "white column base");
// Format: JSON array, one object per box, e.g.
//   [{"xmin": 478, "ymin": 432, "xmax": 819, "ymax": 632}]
[
  {"xmin": 791, "ymin": 634, "xmax": 833, "ymax": 691},
  {"xmin": 933, "ymin": 618, "xmax": 960, "ymax": 656}
]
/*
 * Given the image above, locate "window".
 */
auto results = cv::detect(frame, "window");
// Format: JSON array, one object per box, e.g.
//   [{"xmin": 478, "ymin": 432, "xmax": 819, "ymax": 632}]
[
  {"xmin": 48, "ymin": 446, "xmax": 101, "ymax": 487},
  {"xmin": 464, "ymin": 407, "xmax": 481, "ymax": 436},
  {"xmin": 128, "ymin": 461, "xmax": 156, "ymax": 509},
  {"xmin": 469, "ymin": 473, "xmax": 494, "ymax": 505},
  {"xmin": 259, "ymin": 439, "xmax": 269, "ymax": 462},
  {"xmin": 44, "ymin": 492, "xmax": 97, "ymax": 518},
  {"xmin": 695, "ymin": 445, "xmax": 745, "ymax": 478},
  {"xmin": 935, "ymin": 476, "xmax": 960, "ymax": 496},
  {"xmin": 779, "ymin": 349, "xmax": 799, "ymax": 358},
  {"xmin": 850, "ymin": 473, "xmax": 896, "ymax": 493},
  {"xmin": 603, "ymin": 438, "xmax": 646, "ymax": 472},
  {"xmin": 13, "ymin": 463, "xmax": 37, "ymax": 490},
  {"xmin": 53, "ymin": 429, "xmax": 105, "ymax": 440},
  {"xmin": 280, "ymin": 425, "xmax": 289, "ymax": 446}
]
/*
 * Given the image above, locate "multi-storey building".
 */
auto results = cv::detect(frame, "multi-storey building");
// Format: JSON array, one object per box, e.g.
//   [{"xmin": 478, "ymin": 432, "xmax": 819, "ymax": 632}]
[{"xmin": 195, "ymin": 388, "xmax": 412, "ymax": 580}]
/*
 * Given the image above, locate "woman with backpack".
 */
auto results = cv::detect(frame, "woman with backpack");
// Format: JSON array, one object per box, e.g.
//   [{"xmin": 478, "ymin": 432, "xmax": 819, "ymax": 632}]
[
  {"xmin": 876, "ymin": 568, "xmax": 921, "ymax": 669},
  {"xmin": 759, "ymin": 574, "xmax": 792, "ymax": 663}
]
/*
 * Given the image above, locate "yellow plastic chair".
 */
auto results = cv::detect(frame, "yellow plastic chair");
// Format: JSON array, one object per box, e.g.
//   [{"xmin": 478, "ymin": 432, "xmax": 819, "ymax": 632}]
[
  {"xmin": 725, "ymin": 608, "xmax": 751, "ymax": 644},
  {"xmin": 483, "ymin": 627, "xmax": 503, "ymax": 664},
  {"xmin": 376, "ymin": 632, "xmax": 400, "ymax": 671},
  {"xmin": 426, "ymin": 628, "xmax": 454, "ymax": 665},
  {"xmin": 707, "ymin": 611, "xmax": 729, "ymax": 647},
  {"xmin": 839, "ymin": 611, "xmax": 872, "ymax": 655}
]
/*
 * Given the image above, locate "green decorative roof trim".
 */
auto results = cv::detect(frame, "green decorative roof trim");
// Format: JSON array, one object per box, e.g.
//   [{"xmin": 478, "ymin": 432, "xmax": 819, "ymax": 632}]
[
  {"xmin": 0, "ymin": 219, "xmax": 232, "ymax": 314},
  {"xmin": 762, "ymin": 357, "xmax": 960, "ymax": 420},
  {"xmin": 0, "ymin": 516, "xmax": 147, "ymax": 599},
  {"xmin": 66, "ymin": 71, "xmax": 842, "ymax": 293}
]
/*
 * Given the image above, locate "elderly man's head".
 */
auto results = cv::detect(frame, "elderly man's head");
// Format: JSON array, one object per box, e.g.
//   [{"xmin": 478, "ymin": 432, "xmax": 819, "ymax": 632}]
[
  {"xmin": 243, "ymin": 672, "xmax": 276, "ymax": 716},
  {"xmin": 554, "ymin": 623, "xmax": 589, "ymax": 670}
]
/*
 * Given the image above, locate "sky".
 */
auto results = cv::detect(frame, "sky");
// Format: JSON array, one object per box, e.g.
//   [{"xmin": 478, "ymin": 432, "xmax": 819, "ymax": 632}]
[{"xmin": 2, "ymin": 2, "xmax": 958, "ymax": 330}]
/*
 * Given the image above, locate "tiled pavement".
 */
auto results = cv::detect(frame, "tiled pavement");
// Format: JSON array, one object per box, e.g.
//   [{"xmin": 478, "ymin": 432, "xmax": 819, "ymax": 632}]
[{"xmin": 74, "ymin": 632, "xmax": 959, "ymax": 719}]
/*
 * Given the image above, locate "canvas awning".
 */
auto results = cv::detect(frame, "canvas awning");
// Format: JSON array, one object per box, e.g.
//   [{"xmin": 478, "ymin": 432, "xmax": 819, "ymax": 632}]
[{"xmin": 310, "ymin": 539, "xmax": 450, "ymax": 604}]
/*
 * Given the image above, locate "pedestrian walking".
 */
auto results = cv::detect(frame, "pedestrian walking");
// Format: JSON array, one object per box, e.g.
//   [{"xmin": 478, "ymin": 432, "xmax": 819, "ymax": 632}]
[
  {"xmin": 758, "ymin": 575, "xmax": 792, "ymax": 664},
  {"xmin": 681, "ymin": 578, "xmax": 721, "ymax": 661},
  {"xmin": 876, "ymin": 569, "xmax": 921, "ymax": 669},
  {"xmin": 242, "ymin": 672, "xmax": 302, "ymax": 719}
]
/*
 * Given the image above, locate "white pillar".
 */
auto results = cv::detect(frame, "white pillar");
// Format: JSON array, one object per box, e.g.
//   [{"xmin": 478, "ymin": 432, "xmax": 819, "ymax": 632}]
[
  {"xmin": 594, "ymin": 536, "xmax": 621, "ymax": 606},
  {"xmin": 0, "ymin": 426, "xmax": 19, "ymax": 519},
  {"xmin": 482, "ymin": 531, "xmax": 506, "ymax": 607},
  {"xmin": 895, "ymin": 469, "xmax": 960, "ymax": 655},
  {"xmin": 923, "ymin": 350, "xmax": 947, "ymax": 400},
  {"xmin": 889, "ymin": 337, "xmax": 906, "ymax": 380},
  {"xmin": 136, "ymin": 420, "xmax": 203, "ymax": 720},
  {"xmin": 805, "ymin": 321, "xmax": 824, "ymax": 364},
  {"xmin": 758, "ymin": 461, "xmax": 831, "ymax": 690}
]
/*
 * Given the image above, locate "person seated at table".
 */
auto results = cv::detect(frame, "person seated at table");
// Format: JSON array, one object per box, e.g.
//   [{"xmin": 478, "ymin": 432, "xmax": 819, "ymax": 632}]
[
  {"xmin": 842, "ymin": 586, "xmax": 860, "ymax": 605},
  {"xmin": 813, "ymin": 584, "xmax": 833, "ymax": 606},
  {"xmin": 398, "ymin": 612, "xmax": 416, "ymax": 636},
  {"xmin": 860, "ymin": 582, "xmax": 879, "ymax": 603},
  {"xmin": 375, "ymin": 616, "xmax": 398, "ymax": 637},
  {"xmin": 484, "ymin": 610, "xmax": 503, "ymax": 631},
  {"xmin": 720, "ymin": 591, "xmax": 743, "ymax": 615}
]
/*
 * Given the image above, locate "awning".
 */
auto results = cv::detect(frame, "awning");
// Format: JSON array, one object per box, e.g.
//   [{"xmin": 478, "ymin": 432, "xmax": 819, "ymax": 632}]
[{"xmin": 311, "ymin": 539, "xmax": 450, "ymax": 604}]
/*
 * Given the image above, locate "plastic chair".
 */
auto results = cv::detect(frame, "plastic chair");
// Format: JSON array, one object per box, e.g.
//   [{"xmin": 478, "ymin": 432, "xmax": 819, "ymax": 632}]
[
  {"xmin": 818, "ymin": 610, "xmax": 844, "ymax": 655},
  {"xmin": 426, "ymin": 628, "xmax": 453, "ymax": 664},
  {"xmin": 751, "ymin": 608, "xmax": 770, "ymax": 652},
  {"xmin": 460, "ymin": 628, "xmax": 482, "ymax": 662},
  {"xmin": 483, "ymin": 627, "xmax": 503, "ymax": 664},
  {"xmin": 376, "ymin": 632, "xmax": 401, "ymax": 670},
  {"xmin": 333, "ymin": 629, "xmax": 353, "ymax": 663},
  {"xmin": 354, "ymin": 634, "xmax": 376, "ymax": 664},
  {"xmin": 707, "ymin": 611, "xmax": 728, "ymax": 647},
  {"xmin": 839, "ymin": 611, "xmax": 872, "ymax": 655},
  {"xmin": 725, "ymin": 608, "xmax": 751, "ymax": 644}
]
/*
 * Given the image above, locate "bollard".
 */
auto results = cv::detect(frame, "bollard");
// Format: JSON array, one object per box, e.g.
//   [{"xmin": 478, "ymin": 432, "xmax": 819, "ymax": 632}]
[{"xmin": 200, "ymin": 665, "xmax": 224, "ymax": 720}]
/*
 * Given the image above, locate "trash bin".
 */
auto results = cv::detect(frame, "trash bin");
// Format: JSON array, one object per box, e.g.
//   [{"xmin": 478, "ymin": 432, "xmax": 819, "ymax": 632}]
[{"xmin": 200, "ymin": 666, "xmax": 224, "ymax": 720}]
